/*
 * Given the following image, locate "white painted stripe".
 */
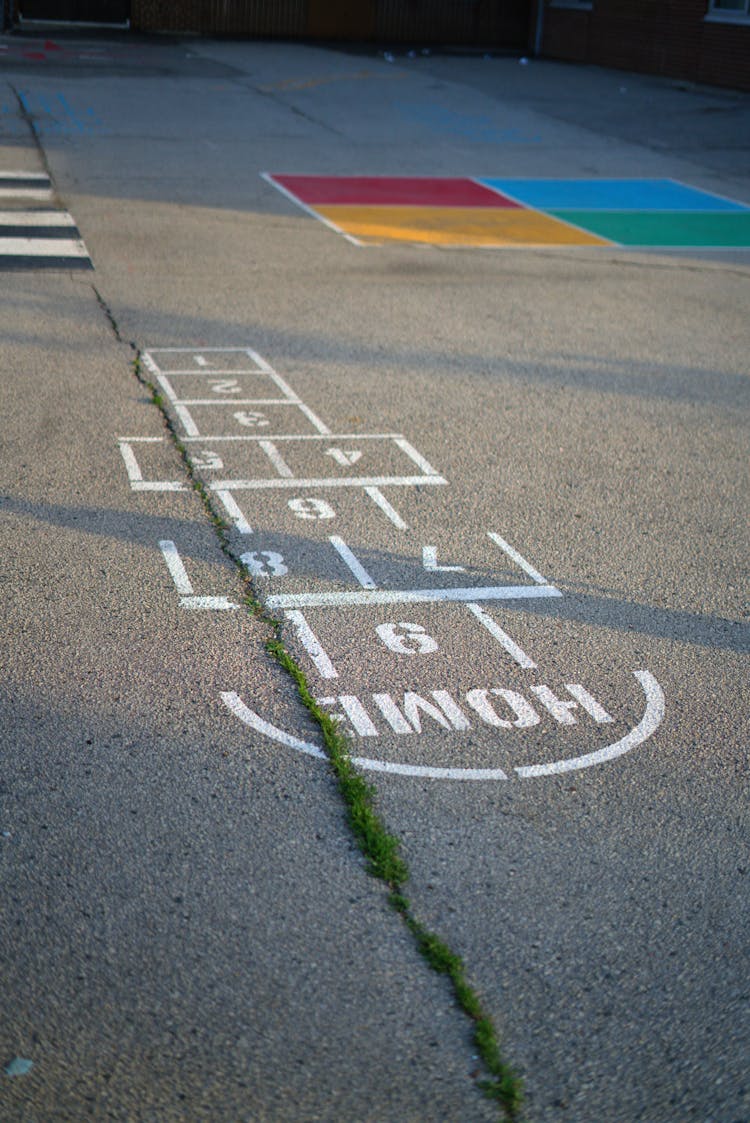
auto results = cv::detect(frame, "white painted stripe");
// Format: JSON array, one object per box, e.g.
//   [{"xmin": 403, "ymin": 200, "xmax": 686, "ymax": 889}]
[
  {"xmin": 117, "ymin": 436, "xmax": 164, "ymax": 442},
  {"xmin": 262, "ymin": 171, "xmax": 366, "ymax": 248},
  {"xmin": 296, "ymin": 401, "xmax": 333, "ymax": 435},
  {"xmin": 245, "ymin": 348, "xmax": 276, "ymax": 373},
  {"xmin": 181, "ymin": 433, "xmax": 402, "ymax": 442},
  {"xmin": 466, "ymin": 603, "xmax": 536, "ymax": 668},
  {"xmin": 159, "ymin": 540, "xmax": 194, "ymax": 595},
  {"xmin": 118, "ymin": 441, "xmax": 143, "ymax": 482},
  {"xmin": 329, "ymin": 537, "xmax": 377, "ymax": 589},
  {"xmin": 180, "ymin": 596, "xmax": 239, "ymax": 611},
  {"xmin": 220, "ymin": 693, "xmax": 327, "ymax": 760},
  {"xmin": 393, "ymin": 437, "xmax": 441, "ymax": 476},
  {"xmin": 156, "ymin": 373, "xmax": 179, "ymax": 402},
  {"xmin": 364, "ymin": 486, "xmax": 408, "ymax": 528},
  {"xmin": 173, "ymin": 398, "xmax": 290, "ymax": 406},
  {"xmin": 487, "ymin": 532, "xmax": 549, "ymax": 585},
  {"xmin": 0, "ymin": 237, "xmax": 87, "ymax": 256},
  {"xmin": 351, "ymin": 755, "xmax": 509, "ymax": 781},
  {"xmin": 173, "ymin": 404, "xmax": 199, "ymax": 437},
  {"xmin": 0, "ymin": 210, "xmax": 75, "ymax": 226},
  {"xmin": 285, "ymin": 610, "xmax": 338, "ymax": 678},
  {"xmin": 0, "ymin": 172, "xmax": 49, "ymax": 180},
  {"xmin": 515, "ymin": 670, "xmax": 665, "ymax": 777},
  {"xmin": 132, "ymin": 481, "xmax": 186, "ymax": 491},
  {"xmin": 259, "ymin": 440, "xmax": 294, "ymax": 477},
  {"xmin": 141, "ymin": 352, "xmax": 159, "ymax": 375},
  {"xmin": 0, "ymin": 189, "xmax": 54, "ymax": 201},
  {"xmin": 208, "ymin": 475, "xmax": 447, "ymax": 490},
  {"xmin": 266, "ymin": 583, "xmax": 562, "ymax": 609},
  {"xmin": 216, "ymin": 490, "xmax": 252, "ymax": 533}
]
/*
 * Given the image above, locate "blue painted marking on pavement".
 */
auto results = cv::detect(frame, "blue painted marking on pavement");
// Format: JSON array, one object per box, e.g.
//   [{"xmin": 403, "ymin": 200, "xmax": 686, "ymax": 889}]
[{"xmin": 479, "ymin": 178, "xmax": 749, "ymax": 212}]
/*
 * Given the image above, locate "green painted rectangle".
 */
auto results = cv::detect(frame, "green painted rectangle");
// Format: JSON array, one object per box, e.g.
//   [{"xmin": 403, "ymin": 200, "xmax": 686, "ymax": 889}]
[{"xmin": 550, "ymin": 210, "xmax": 750, "ymax": 247}]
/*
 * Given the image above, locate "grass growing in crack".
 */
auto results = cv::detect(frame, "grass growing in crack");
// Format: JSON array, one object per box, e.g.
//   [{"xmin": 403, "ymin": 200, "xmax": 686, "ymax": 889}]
[{"xmin": 132, "ymin": 349, "xmax": 524, "ymax": 1121}]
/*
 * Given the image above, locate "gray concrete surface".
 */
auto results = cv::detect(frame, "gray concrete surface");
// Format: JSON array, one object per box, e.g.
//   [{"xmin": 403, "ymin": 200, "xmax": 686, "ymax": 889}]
[{"xmin": 1, "ymin": 32, "xmax": 748, "ymax": 1123}]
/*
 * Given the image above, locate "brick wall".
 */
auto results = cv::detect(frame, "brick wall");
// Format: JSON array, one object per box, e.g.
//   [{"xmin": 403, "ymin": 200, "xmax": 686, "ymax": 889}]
[
  {"xmin": 541, "ymin": 0, "xmax": 750, "ymax": 90},
  {"xmin": 130, "ymin": 0, "xmax": 527, "ymax": 45}
]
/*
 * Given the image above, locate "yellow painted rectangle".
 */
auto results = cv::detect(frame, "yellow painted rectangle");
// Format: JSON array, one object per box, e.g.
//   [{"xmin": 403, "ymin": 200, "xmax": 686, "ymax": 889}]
[{"xmin": 316, "ymin": 204, "xmax": 611, "ymax": 246}]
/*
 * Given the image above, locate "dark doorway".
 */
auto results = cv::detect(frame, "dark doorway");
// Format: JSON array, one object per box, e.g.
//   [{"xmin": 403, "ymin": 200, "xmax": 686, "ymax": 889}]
[{"xmin": 20, "ymin": 0, "xmax": 129, "ymax": 21}]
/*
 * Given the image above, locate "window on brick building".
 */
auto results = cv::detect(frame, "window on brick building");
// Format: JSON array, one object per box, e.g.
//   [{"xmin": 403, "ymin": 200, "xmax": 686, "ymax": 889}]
[{"xmin": 707, "ymin": 0, "xmax": 750, "ymax": 20}]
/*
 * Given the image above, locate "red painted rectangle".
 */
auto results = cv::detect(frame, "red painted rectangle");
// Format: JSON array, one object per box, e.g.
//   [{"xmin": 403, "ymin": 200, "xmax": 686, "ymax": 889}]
[{"xmin": 271, "ymin": 175, "xmax": 520, "ymax": 209}]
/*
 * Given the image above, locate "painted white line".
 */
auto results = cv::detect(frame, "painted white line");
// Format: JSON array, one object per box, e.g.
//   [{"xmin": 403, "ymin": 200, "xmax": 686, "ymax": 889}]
[
  {"xmin": 0, "ymin": 189, "xmax": 54, "ymax": 201},
  {"xmin": 117, "ymin": 436, "xmax": 165, "ymax": 442},
  {"xmin": 516, "ymin": 671, "xmax": 664, "ymax": 777},
  {"xmin": 0, "ymin": 237, "xmax": 87, "ymax": 256},
  {"xmin": 351, "ymin": 756, "xmax": 509, "ymax": 781},
  {"xmin": 220, "ymin": 693, "xmax": 327, "ymax": 760},
  {"xmin": 487, "ymin": 532, "xmax": 550, "ymax": 585},
  {"xmin": 0, "ymin": 172, "xmax": 50, "ymax": 180},
  {"xmin": 173, "ymin": 404, "xmax": 199, "ymax": 437},
  {"xmin": 297, "ymin": 401, "xmax": 334, "ymax": 435},
  {"xmin": 180, "ymin": 433, "xmax": 403, "ymax": 443},
  {"xmin": 172, "ymin": 398, "xmax": 291, "ymax": 406},
  {"xmin": 208, "ymin": 475, "xmax": 448, "ymax": 491},
  {"xmin": 261, "ymin": 171, "xmax": 366, "ymax": 248},
  {"xmin": 141, "ymin": 352, "xmax": 159, "ymax": 375},
  {"xmin": 181, "ymin": 596, "xmax": 240, "ymax": 611},
  {"xmin": 329, "ymin": 537, "xmax": 378, "ymax": 589},
  {"xmin": 216, "ymin": 490, "xmax": 252, "ymax": 534},
  {"xmin": 258, "ymin": 440, "xmax": 294, "ymax": 478},
  {"xmin": 159, "ymin": 540, "xmax": 194, "ymax": 595},
  {"xmin": 132, "ymin": 481, "xmax": 187, "ymax": 491},
  {"xmin": 118, "ymin": 441, "xmax": 143, "ymax": 482},
  {"xmin": 156, "ymin": 373, "xmax": 179, "ymax": 402},
  {"xmin": 393, "ymin": 438, "xmax": 441, "ymax": 477},
  {"xmin": 364, "ymin": 486, "xmax": 408, "ymax": 529},
  {"xmin": 0, "ymin": 210, "xmax": 75, "ymax": 226},
  {"xmin": 466, "ymin": 603, "xmax": 536, "ymax": 668},
  {"xmin": 266, "ymin": 583, "xmax": 562, "ymax": 609},
  {"xmin": 285, "ymin": 610, "xmax": 338, "ymax": 678}
]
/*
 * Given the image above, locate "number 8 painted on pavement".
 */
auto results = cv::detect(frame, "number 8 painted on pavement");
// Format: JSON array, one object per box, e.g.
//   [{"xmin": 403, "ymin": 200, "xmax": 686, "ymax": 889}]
[{"xmin": 241, "ymin": 551, "xmax": 288, "ymax": 577}]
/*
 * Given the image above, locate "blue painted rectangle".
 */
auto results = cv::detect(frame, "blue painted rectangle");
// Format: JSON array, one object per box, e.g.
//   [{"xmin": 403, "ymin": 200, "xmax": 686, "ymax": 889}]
[{"xmin": 479, "ymin": 178, "xmax": 749, "ymax": 213}]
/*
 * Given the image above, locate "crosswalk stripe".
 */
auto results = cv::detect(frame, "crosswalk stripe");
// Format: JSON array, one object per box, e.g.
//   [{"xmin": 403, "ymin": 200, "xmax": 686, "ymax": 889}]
[
  {"xmin": 0, "ymin": 173, "xmax": 92, "ymax": 269},
  {"xmin": 0, "ymin": 238, "xmax": 89, "ymax": 256},
  {"xmin": 0, "ymin": 210, "xmax": 75, "ymax": 226},
  {"xmin": 0, "ymin": 187, "xmax": 54, "ymax": 200}
]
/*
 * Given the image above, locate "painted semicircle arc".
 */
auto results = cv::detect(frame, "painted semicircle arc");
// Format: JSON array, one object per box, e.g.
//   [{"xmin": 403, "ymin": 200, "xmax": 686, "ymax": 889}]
[{"xmin": 220, "ymin": 670, "xmax": 664, "ymax": 781}]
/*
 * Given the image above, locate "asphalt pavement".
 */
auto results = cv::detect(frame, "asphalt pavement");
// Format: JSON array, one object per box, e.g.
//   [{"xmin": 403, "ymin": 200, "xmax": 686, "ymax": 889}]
[{"xmin": 0, "ymin": 32, "xmax": 748, "ymax": 1123}]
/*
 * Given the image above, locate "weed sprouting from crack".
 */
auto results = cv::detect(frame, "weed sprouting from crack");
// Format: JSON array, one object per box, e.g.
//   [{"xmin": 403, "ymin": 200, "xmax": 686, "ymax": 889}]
[{"xmin": 131, "ymin": 349, "xmax": 524, "ymax": 1121}]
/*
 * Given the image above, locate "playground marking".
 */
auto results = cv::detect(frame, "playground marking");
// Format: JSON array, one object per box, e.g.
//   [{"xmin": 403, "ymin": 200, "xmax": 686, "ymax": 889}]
[
  {"xmin": 265, "ymin": 174, "xmax": 750, "ymax": 249},
  {"xmin": 120, "ymin": 346, "xmax": 666, "ymax": 781}
]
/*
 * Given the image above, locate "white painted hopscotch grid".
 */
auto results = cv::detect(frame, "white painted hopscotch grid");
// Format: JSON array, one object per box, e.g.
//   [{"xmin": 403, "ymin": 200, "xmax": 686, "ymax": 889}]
[
  {"xmin": 119, "ymin": 345, "xmax": 665, "ymax": 781},
  {"xmin": 125, "ymin": 347, "xmax": 562, "ymax": 611},
  {"xmin": 0, "ymin": 173, "xmax": 92, "ymax": 270}
]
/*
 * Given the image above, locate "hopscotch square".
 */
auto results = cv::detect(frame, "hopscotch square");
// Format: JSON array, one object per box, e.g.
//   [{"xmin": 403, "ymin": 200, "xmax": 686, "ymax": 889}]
[
  {"xmin": 186, "ymin": 434, "xmax": 447, "ymax": 489},
  {"xmin": 143, "ymin": 348, "xmax": 272, "ymax": 375},
  {"xmin": 153, "ymin": 369, "xmax": 295, "ymax": 404},
  {"xmin": 172, "ymin": 401, "xmax": 327, "ymax": 439}
]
